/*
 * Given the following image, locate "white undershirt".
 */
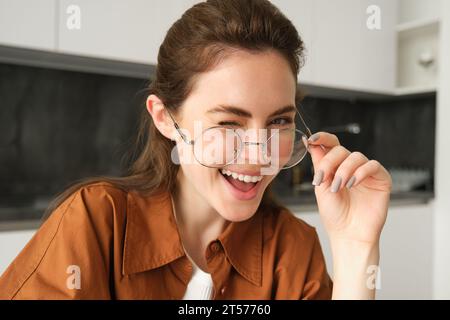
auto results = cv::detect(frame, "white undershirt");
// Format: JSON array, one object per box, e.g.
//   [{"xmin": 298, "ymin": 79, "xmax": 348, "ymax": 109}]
[
  {"xmin": 170, "ymin": 195, "xmax": 214, "ymax": 300},
  {"xmin": 182, "ymin": 254, "xmax": 214, "ymax": 300}
]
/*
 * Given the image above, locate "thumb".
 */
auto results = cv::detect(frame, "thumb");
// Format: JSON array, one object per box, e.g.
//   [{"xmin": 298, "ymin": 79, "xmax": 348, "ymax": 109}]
[{"xmin": 303, "ymin": 136, "xmax": 327, "ymax": 172}]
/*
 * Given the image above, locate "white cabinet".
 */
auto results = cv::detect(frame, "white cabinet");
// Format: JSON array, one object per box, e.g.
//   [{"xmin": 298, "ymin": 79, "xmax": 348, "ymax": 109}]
[
  {"xmin": 378, "ymin": 203, "xmax": 434, "ymax": 299},
  {"xmin": 0, "ymin": 0, "xmax": 398, "ymax": 94},
  {"xmin": 313, "ymin": 0, "xmax": 397, "ymax": 91},
  {"xmin": 0, "ymin": 0, "xmax": 56, "ymax": 51},
  {"xmin": 271, "ymin": 0, "xmax": 397, "ymax": 93},
  {"xmin": 296, "ymin": 202, "xmax": 434, "ymax": 299},
  {"xmin": 398, "ymin": 0, "xmax": 442, "ymax": 24},
  {"xmin": 310, "ymin": 0, "xmax": 397, "ymax": 92},
  {"xmin": 57, "ymin": 0, "xmax": 198, "ymax": 64},
  {"xmin": 0, "ymin": 229, "xmax": 36, "ymax": 275},
  {"xmin": 396, "ymin": 0, "xmax": 441, "ymax": 94},
  {"xmin": 269, "ymin": 0, "xmax": 314, "ymax": 83}
]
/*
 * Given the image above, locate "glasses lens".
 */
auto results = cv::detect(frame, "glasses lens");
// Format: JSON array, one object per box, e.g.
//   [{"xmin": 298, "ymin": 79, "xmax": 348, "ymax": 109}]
[
  {"xmin": 267, "ymin": 128, "xmax": 308, "ymax": 169},
  {"xmin": 193, "ymin": 127, "xmax": 241, "ymax": 168},
  {"xmin": 191, "ymin": 126, "xmax": 308, "ymax": 169}
]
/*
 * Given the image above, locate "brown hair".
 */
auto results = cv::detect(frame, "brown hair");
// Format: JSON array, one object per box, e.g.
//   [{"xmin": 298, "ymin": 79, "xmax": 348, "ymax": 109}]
[{"xmin": 42, "ymin": 0, "xmax": 305, "ymax": 222}]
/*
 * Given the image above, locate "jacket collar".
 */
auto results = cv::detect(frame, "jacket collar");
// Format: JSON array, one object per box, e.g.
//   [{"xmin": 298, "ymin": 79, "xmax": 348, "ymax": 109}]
[{"xmin": 122, "ymin": 189, "xmax": 263, "ymax": 287}]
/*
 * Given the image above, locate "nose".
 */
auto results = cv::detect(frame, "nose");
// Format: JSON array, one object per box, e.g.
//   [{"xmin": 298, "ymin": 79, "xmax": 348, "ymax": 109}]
[
  {"xmin": 237, "ymin": 129, "xmax": 271, "ymax": 165},
  {"xmin": 238, "ymin": 142, "xmax": 268, "ymax": 165}
]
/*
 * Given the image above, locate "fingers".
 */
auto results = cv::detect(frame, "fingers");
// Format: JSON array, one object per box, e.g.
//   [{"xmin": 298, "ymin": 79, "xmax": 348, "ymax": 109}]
[
  {"xmin": 305, "ymin": 131, "xmax": 390, "ymax": 194},
  {"xmin": 329, "ymin": 152, "xmax": 369, "ymax": 192},
  {"xmin": 311, "ymin": 147, "xmax": 391, "ymax": 194},
  {"xmin": 312, "ymin": 146, "xmax": 351, "ymax": 187},
  {"xmin": 351, "ymin": 159, "xmax": 392, "ymax": 191},
  {"xmin": 306, "ymin": 132, "xmax": 340, "ymax": 169},
  {"xmin": 308, "ymin": 132, "xmax": 340, "ymax": 148}
]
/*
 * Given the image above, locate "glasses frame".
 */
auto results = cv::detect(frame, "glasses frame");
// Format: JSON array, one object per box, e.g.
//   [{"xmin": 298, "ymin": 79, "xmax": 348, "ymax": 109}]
[{"xmin": 166, "ymin": 105, "xmax": 313, "ymax": 169}]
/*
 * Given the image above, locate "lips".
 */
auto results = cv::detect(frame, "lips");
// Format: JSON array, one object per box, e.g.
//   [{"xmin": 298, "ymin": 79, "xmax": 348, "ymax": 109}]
[
  {"xmin": 219, "ymin": 169, "xmax": 262, "ymax": 200},
  {"xmin": 223, "ymin": 173, "xmax": 256, "ymax": 192}
]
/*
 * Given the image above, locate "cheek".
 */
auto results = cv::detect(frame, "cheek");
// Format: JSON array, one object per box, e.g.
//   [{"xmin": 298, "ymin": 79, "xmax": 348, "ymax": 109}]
[{"xmin": 181, "ymin": 162, "xmax": 219, "ymax": 190}]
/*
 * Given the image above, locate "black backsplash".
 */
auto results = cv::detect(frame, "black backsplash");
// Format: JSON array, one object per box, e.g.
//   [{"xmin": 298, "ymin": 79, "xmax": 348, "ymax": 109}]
[
  {"xmin": 0, "ymin": 63, "xmax": 149, "ymax": 205},
  {"xmin": 0, "ymin": 62, "xmax": 436, "ymax": 209},
  {"xmin": 273, "ymin": 94, "xmax": 436, "ymax": 196},
  {"xmin": 300, "ymin": 95, "xmax": 436, "ymax": 168}
]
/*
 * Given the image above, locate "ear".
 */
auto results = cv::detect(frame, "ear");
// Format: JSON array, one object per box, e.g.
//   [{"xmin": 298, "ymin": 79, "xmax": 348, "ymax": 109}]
[{"xmin": 146, "ymin": 94, "xmax": 176, "ymax": 141}]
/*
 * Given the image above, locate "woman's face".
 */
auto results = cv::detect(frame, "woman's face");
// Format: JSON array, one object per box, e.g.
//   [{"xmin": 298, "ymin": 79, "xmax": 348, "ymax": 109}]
[{"xmin": 173, "ymin": 49, "xmax": 297, "ymax": 222}]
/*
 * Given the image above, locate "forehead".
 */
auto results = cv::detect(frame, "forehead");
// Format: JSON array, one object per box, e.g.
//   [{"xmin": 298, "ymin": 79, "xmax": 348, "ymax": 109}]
[{"xmin": 182, "ymin": 49, "xmax": 297, "ymax": 118}]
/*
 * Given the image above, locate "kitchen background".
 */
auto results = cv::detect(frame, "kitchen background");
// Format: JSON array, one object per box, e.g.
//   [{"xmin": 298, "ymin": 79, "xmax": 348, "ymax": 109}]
[{"xmin": 0, "ymin": 0, "xmax": 449, "ymax": 299}]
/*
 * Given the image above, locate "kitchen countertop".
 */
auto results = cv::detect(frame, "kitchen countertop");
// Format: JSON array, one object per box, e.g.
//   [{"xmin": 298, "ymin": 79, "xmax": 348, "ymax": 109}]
[
  {"xmin": 277, "ymin": 190, "xmax": 434, "ymax": 212},
  {"xmin": 0, "ymin": 191, "xmax": 435, "ymax": 232}
]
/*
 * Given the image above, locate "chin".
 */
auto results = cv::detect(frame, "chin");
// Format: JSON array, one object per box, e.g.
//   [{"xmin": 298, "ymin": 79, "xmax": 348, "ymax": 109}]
[{"xmin": 217, "ymin": 205, "xmax": 259, "ymax": 222}]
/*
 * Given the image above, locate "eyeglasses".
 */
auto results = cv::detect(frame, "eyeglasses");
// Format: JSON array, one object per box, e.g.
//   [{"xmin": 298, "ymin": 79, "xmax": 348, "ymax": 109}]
[{"xmin": 166, "ymin": 106, "xmax": 312, "ymax": 170}]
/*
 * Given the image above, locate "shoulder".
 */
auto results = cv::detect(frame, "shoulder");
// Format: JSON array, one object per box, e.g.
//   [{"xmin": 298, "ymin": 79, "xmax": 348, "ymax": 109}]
[
  {"xmin": 37, "ymin": 181, "xmax": 131, "ymax": 245},
  {"xmin": 39, "ymin": 181, "xmax": 132, "ymax": 245},
  {"xmin": 68, "ymin": 181, "xmax": 128, "ymax": 206},
  {"xmin": 0, "ymin": 181, "xmax": 127, "ymax": 299},
  {"xmin": 50, "ymin": 181, "xmax": 129, "ymax": 224}
]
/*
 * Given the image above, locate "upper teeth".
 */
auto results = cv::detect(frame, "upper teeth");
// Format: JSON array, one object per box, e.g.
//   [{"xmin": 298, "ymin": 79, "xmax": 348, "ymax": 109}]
[{"xmin": 220, "ymin": 169, "xmax": 263, "ymax": 183}]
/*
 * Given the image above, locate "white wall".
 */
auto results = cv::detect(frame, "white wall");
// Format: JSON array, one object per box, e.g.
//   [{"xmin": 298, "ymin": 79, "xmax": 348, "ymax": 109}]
[
  {"xmin": 398, "ymin": 0, "xmax": 442, "ymax": 23},
  {"xmin": 0, "ymin": 230, "xmax": 36, "ymax": 275},
  {"xmin": 433, "ymin": 0, "xmax": 450, "ymax": 300}
]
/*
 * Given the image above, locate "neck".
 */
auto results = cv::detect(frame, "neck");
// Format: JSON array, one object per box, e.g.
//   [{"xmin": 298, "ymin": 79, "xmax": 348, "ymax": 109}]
[{"xmin": 171, "ymin": 170, "xmax": 230, "ymax": 251}]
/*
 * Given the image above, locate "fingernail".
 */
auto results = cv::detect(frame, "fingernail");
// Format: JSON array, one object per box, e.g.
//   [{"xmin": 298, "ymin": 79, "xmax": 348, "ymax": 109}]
[
  {"xmin": 346, "ymin": 176, "xmax": 356, "ymax": 189},
  {"xmin": 312, "ymin": 170, "xmax": 324, "ymax": 186},
  {"xmin": 302, "ymin": 136, "xmax": 310, "ymax": 152},
  {"xmin": 308, "ymin": 133, "xmax": 320, "ymax": 143},
  {"xmin": 331, "ymin": 176, "xmax": 342, "ymax": 193}
]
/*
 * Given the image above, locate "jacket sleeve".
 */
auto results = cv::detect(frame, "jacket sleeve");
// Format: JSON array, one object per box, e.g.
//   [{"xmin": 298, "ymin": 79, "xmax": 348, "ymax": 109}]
[
  {"xmin": 301, "ymin": 229, "xmax": 333, "ymax": 300},
  {"xmin": 0, "ymin": 186, "xmax": 114, "ymax": 299}
]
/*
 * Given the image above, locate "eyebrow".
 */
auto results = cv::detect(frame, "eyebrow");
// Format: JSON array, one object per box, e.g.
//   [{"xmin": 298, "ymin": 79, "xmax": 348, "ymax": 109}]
[{"xmin": 206, "ymin": 104, "xmax": 297, "ymax": 118}]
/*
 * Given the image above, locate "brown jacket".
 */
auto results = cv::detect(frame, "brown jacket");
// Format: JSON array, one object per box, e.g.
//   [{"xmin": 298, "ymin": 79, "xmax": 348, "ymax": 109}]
[{"xmin": 0, "ymin": 182, "xmax": 332, "ymax": 299}]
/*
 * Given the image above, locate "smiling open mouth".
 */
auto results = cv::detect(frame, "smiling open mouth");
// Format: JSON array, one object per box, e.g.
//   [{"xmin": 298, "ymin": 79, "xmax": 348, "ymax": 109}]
[{"xmin": 219, "ymin": 169, "xmax": 262, "ymax": 192}]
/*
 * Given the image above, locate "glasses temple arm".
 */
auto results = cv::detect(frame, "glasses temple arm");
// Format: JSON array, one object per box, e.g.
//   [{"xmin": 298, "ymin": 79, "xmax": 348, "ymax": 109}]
[
  {"xmin": 296, "ymin": 107, "xmax": 313, "ymax": 137},
  {"xmin": 165, "ymin": 108, "xmax": 194, "ymax": 145}
]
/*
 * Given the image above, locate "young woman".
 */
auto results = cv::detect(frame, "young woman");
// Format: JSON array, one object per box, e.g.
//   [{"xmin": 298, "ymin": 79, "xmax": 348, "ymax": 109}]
[{"xmin": 0, "ymin": 0, "xmax": 391, "ymax": 300}]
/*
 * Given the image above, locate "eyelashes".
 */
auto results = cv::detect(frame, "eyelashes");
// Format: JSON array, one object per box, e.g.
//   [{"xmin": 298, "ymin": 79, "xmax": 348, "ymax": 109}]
[
  {"xmin": 269, "ymin": 117, "xmax": 294, "ymax": 126},
  {"xmin": 218, "ymin": 117, "xmax": 294, "ymax": 127},
  {"xmin": 217, "ymin": 121, "xmax": 241, "ymax": 127}
]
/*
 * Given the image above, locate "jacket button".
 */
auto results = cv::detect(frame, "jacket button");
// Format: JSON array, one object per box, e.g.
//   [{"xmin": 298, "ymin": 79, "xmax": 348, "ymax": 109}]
[
  {"xmin": 220, "ymin": 286, "xmax": 226, "ymax": 295},
  {"xmin": 211, "ymin": 242, "xmax": 220, "ymax": 252}
]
